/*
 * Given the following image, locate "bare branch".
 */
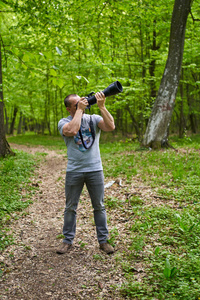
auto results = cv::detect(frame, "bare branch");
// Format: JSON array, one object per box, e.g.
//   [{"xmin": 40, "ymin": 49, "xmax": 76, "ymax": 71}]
[{"xmin": 189, "ymin": 9, "xmax": 200, "ymax": 22}]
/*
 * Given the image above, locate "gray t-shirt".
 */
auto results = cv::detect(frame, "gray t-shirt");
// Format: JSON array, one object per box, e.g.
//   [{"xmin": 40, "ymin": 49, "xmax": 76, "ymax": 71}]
[{"xmin": 58, "ymin": 114, "xmax": 103, "ymax": 172}]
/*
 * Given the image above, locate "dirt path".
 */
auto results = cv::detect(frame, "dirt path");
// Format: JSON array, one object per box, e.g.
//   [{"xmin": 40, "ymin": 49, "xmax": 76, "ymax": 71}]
[{"xmin": 1, "ymin": 144, "xmax": 131, "ymax": 300}]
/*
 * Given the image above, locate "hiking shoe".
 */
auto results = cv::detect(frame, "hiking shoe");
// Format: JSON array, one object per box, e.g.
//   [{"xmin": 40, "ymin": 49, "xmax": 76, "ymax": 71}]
[
  {"xmin": 100, "ymin": 243, "xmax": 114, "ymax": 254},
  {"xmin": 56, "ymin": 242, "xmax": 72, "ymax": 254}
]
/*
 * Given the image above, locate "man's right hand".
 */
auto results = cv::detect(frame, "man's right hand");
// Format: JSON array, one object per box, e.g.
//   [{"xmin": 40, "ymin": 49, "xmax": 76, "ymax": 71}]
[{"xmin": 77, "ymin": 97, "xmax": 88, "ymax": 112}]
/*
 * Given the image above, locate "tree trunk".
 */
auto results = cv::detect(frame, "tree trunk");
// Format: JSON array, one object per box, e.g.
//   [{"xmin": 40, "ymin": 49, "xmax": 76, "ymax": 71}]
[
  {"xmin": 143, "ymin": 0, "xmax": 192, "ymax": 149},
  {"xmin": 23, "ymin": 116, "xmax": 28, "ymax": 133},
  {"xmin": 149, "ymin": 20, "xmax": 160, "ymax": 101},
  {"xmin": 17, "ymin": 112, "xmax": 23, "ymax": 134},
  {"xmin": 125, "ymin": 105, "xmax": 142, "ymax": 141},
  {"xmin": 4, "ymin": 106, "xmax": 9, "ymax": 134},
  {"xmin": 186, "ymin": 84, "xmax": 197, "ymax": 133},
  {"xmin": 9, "ymin": 106, "xmax": 18, "ymax": 135},
  {"xmin": 0, "ymin": 41, "xmax": 14, "ymax": 157}
]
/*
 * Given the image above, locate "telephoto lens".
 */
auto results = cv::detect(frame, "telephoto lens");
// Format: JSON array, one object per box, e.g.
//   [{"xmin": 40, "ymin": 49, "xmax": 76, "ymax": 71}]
[{"xmin": 86, "ymin": 81, "xmax": 123, "ymax": 107}]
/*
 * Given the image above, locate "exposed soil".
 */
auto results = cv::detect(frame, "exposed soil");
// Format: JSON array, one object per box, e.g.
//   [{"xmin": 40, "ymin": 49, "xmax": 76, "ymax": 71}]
[{"xmin": 0, "ymin": 144, "xmax": 157, "ymax": 300}]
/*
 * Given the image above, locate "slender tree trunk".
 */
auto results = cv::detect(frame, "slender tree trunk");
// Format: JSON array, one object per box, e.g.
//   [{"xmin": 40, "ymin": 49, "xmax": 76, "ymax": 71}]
[
  {"xmin": 0, "ymin": 41, "xmax": 14, "ymax": 157},
  {"xmin": 60, "ymin": 88, "xmax": 63, "ymax": 119},
  {"xmin": 17, "ymin": 112, "xmax": 23, "ymax": 134},
  {"xmin": 46, "ymin": 69, "xmax": 51, "ymax": 135},
  {"xmin": 143, "ymin": 0, "xmax": 192, "ymax": 148},
  {"xmin": 126, "ymin": 106, "xmax": 142, "ymax": 141},
  {"xmin": 125, "ymin": 38, "xmax": 132, "ymax": 78},
  {"xmin": 23, "ymin": 116, "xmax": 28, "ymax": 133},
  {"xmin": 55, "ymin": 87, "xmax": 58, "ymax": 135},
  {"xmin": 9, "ymin": 106, "xmax": 18, "ymax": 135},
  {"xmin": 149, "ymin": 20, "xmax": 160, "ymax": 101},
  {"xmin": 186, "ymin": 83, "xmax": 197, "ymax": 133},
  {"xmin": 4, "ymin": 106, "xmax": 9, "ymax": 134}
]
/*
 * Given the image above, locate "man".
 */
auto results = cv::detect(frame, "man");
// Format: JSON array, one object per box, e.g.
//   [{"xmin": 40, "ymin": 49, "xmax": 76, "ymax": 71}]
[{"xmin": 56, "ymin": 91, "xmax": 115, "ymax": 255}]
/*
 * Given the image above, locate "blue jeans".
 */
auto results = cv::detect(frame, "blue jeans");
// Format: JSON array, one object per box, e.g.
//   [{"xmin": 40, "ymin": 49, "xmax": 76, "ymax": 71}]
[{"xmin": 63, "ymin": 171, "xmax": 108, "ymax": 245}]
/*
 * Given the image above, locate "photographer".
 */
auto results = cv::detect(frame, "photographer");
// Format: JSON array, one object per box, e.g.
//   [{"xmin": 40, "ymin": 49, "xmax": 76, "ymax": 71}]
[{"xmin": 57, "ymin": 91, "xmax": 115, "ymax": 255}]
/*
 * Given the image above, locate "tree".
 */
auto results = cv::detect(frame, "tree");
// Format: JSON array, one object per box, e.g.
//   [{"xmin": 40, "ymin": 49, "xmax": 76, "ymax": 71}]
[
  {"xmin": 1, "ymin": 0, "xmax": 199, "ymax": 139},
  {"xmin": 142, "ymin": 0, "xmax": 193, "ymax": 148},
  {"xmin": 0, "ymin": 40, "xmax": 14, "ymax": 157}
]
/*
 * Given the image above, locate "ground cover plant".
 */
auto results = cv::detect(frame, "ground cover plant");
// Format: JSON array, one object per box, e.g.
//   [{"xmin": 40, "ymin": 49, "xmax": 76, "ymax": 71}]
[
  {"xmin": 0, "ymin": 150, "xmax": 36, "ymax": 252},
  {"xmin": 101, "ymin": 136, "xmax": 200, "ymax": 299},
  {"xmin": 7, "ymin": 134, "xmax": 66, "ymax": 150},
  {"xmin": 4, "ymin": 133, "xmax": 200, "ymax": 299}
]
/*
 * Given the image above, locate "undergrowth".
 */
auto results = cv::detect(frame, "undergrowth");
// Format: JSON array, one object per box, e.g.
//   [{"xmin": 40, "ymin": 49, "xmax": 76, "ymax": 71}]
[
  {"xmin": 4, "ymin": 133, "xmax": 200, "ymax": 298},
  {"xmin": 0, "ymin": 150, "xmax": 36, "ymax": 252}
]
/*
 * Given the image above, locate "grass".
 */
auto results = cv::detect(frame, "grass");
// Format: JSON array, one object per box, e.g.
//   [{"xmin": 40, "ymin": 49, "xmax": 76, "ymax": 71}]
[
  {"xmin": 7, "ymin": 132, "xmax": 66, "ymax": 150},
  {"xmin": 3, "ymin": 132, "xmax": 200, "ymax": 299},
  {"xmin": 121, "ymin": 204, "xmax": 200, "ymax": 299},
  {"xmin": 0, "ymin": 150, "xmax": 37, "ymax": 252}
]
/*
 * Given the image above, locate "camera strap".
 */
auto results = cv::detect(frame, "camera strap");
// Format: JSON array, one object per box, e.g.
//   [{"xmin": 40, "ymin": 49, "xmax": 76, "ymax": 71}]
[{"xmin": 78, "ymin": 116, "xmax": 95, "ymax": 150}]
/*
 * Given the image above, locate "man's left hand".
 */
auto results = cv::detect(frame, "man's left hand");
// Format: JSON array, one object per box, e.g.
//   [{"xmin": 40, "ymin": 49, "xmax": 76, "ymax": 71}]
[{"xmin": 96, "ymin": 91, "xmax": 105, "ymax": 109}]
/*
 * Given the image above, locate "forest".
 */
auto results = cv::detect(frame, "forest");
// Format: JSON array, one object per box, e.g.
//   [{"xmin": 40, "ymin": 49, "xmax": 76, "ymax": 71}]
[
  {"xmin": 0, "ymin": 0, "xmax": 199, "ymax": 143},
  {"xmin": 1, "ymin": 0, "xmax": 200, "ymax": 299}
]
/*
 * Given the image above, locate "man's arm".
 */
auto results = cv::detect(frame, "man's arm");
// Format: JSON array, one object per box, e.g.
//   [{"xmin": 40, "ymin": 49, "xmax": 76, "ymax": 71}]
[
  {"xmin": 62, "ymin": 98, "xmax": 88, "ymax": 136},
  {"xmin": 96, "ymin": 92, "xmax": 115, "ymax": 132}
]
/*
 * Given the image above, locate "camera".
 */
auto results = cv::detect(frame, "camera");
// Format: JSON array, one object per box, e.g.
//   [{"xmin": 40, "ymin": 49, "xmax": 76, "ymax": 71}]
[{"xmin": 85, "ymin": 81, "xmax": 123, "ymax": 108}]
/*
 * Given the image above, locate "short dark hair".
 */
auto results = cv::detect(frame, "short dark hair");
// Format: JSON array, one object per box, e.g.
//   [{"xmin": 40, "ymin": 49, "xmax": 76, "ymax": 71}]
[{"xmin": 64, "ymin": 94, "xmax": 77, "ymax": 108}]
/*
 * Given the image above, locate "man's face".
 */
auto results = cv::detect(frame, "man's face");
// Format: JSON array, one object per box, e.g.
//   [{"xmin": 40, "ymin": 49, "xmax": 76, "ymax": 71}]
[{"xmin": 67, "ymin": 95, "xmax": 80, "ymax": 117}]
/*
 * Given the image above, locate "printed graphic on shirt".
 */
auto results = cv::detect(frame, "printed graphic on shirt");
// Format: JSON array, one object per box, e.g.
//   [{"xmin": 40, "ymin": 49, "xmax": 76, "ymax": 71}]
[{"xmin": 74, "ymin": 124, "xmax": 93, "ymax": 152}]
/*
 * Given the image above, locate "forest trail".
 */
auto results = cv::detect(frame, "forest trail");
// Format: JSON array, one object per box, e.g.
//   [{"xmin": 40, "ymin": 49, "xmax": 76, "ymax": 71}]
[{"xmin": 0, "ymin": 144, "xmax": 154, "ymax": 300}]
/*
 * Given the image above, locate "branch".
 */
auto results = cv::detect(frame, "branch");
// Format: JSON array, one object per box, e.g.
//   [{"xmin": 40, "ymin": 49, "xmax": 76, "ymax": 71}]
[
  {"xmin": 10, "ymin": 51, "xmax": 47, "ymax": 76},
  {"xmin": 9, "ymin": 50, "xmax": 66, "ymax": 82},
  {"xmin": 190, "ymin": 9, "xmax": 200, "ymax": 22},
  {"xmin": 0, "ymin": 11, "xmax": 15, "ymax": 13}
]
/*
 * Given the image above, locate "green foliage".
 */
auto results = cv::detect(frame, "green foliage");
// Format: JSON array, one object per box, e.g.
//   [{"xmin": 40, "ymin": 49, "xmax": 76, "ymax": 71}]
[
  {"xmin": 100, "ymin": 135, "xmax": 200, "ymax": 299},
  {"xmin": 175, "ymin": 213, "xmax": 200, "ymax": 234},
  {"xmin": 105, "ymin": 196, "xmax": 123, "ymax": 209},
  {"xmin": 107, "ymin": 227, "xmax": 119, "ymax": 247},
  {"xmin": 1, "ymin": 0, "xmax": 200, "ymax": 137},
  {"xmin": 56, "ymin": 234, "xmax": 65, "ymax": 239},
  {"xmin": 163, "ymin": 258, "xmax": 178, "ymax": 279},
  {"xmin": 121, "ymin": 202, "xmax": 200, "ymax": 299},
  {"xmin": 0, "ymin": 150, "xmax": 36, "ymax": 251},
  {"xmin": 2, "ymin": 134, "xmax": 200, "ymax": 298},
  {"xmin": 7, "ymin": 134, "xmax": 66, "ymax": 150}
]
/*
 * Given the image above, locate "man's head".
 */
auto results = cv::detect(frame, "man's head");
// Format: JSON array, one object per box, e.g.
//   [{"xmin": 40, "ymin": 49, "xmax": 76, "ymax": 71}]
[
  {"xmin": 64, "ymin": 94, "xmax": 80, "ymax": 117},
  {"xmin": 64, "ymin": 94, "xmax": 78, "ymax": 108}
]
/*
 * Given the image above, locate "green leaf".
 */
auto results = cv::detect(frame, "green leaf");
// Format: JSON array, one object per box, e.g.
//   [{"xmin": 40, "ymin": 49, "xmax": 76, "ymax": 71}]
[
  {"xmin": 154, "ymin": 246, "xmax": 160, "ymax": 256},
  {"xmin": 50, "ymin": 69, "xmax": 57, "ymax": 76},
  {"xmin": 75, "ymin": 75, "xmax": 89, "ymax": 83},
  {"xmin": 44, "ymin": 51, "xmax": 53, "ymax": 59},
  {"xmin": 57, "ymin": 78, "xmax": 64, "ymax": 88},
  {"xmin": 170, "ymin": 267, "xmax": 178, "ymax": 278},
  {"xmin": 0, "ymin": 0, "xmax": 8, "ymax": 9},
  {"xmin": 165, "ymin": 258, "xmax": 171, "ymax": 270},
  {"xmin": 52, "ymin": 77, "xmax": 57, "ymax": 85},
  {"xmin": 22, "ymin": 64, "xmax": 28, "ymax": 70},
  {"xmin": 56, "ymin": 46, "xmax": 62, "ymax": 56},
  {"xmin": 188, "ymin": 224, "xmax": 196, "ymax": 232},
  {"xmin": 23, "ymin": 53, "xmax": 30, "ymax": 62},
  {"xmin": 179, "ymin": 222, "xmax": 187, "ymax": 232},
  {"xmin": 163, "ymin": 258, "xmax": 171, "ymax": 279},
  {"xmin": 83, "ymin": 76, "xmax": 89, "ymax": 83},
  {"xmin": 163, "ymin": 267, "xmax": 171, "ymax": 279}
]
